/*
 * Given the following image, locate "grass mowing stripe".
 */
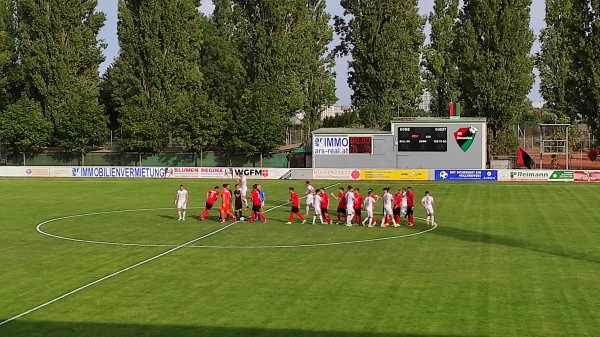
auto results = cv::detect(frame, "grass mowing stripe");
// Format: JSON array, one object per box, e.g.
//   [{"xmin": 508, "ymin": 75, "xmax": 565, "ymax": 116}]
[{"xmin": 0, "ymin": 182, "xmax": 340, "ymax": 327}]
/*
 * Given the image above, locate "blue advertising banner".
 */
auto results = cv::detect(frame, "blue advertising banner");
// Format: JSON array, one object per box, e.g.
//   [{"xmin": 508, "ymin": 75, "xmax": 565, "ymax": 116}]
[
  {"xmin": 435, "ymin": 170, "xmax": 497, "ymax": 181},
  {"xmin": 71, "ymin": 167, "xmax": 166, "ymax": 178}
]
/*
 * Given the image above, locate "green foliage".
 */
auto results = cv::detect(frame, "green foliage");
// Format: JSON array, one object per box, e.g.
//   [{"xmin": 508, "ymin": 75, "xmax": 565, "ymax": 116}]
[
  {"xmin": 536, "ymin": 0, "xmax": 578, "ymax": 122},
  {"xmin": 110, "ymin": 0, "xmax": 222, "ymax": 154},
  {"xmin": 356, "ymin": 101, "xmax": 392, "ymax": 128},
  {"xmin": 0, "ymin": 97, "xmax": 52, "ymax": 155},
  {"xmin": 0, "ymin": 0, "xmax": 15, "ymax": 111},
  {"xmin": 455, "ymin": 0, "xmax": 535, "ymax": 134},
  {"xmin": 13, "ymin": 0, "xmax": 108, "ymax": 153},
  {"xmin": 335, "ymin": 0, "xmax": 425, "ymax": 123},
  {"xmin": 422, "ymin": 0, "xmax": 460, "ymax": 117},
  {"xmin": 221, "ymin": 0, "xmax": 335, "ymax": 154},
  {"xmin": 488, "ymin": 127, "xmax": 519, "ymax": 156},
  {"xmin": 322, "ymin": 110, "xmax": 359, "ymax": 128}
]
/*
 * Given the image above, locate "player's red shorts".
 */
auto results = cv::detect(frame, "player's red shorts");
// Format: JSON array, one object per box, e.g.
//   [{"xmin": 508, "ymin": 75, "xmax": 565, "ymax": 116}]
[{"xmin": 220, "ymin": 203, "xmax": 230, "ymax": 211}]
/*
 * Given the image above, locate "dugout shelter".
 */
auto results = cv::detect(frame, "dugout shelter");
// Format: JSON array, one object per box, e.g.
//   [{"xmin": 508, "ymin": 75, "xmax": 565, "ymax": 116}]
[{"xmin": 312, "ymin": 117, "xmax": 487, "ymax": 169}]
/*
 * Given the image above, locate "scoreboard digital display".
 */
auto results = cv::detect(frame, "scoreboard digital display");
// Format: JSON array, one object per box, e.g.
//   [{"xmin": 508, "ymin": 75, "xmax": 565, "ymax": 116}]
[
  {"xmin": 349, "ymin": 136, "xmax": 372, "ymax": 154},
  {"xmin": 398, "ymin": 127, "xmax": 447, "ymax": 152}
]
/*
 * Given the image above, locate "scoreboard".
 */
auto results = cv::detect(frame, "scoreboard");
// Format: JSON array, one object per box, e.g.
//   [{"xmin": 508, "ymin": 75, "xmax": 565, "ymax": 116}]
[
  {"xmin": 349, "ymin": 136, "xmax": 372, "ymax": 154},
  {"xmin": 397, "ymin": 126, "xmax": 447, "ymax": 152}
]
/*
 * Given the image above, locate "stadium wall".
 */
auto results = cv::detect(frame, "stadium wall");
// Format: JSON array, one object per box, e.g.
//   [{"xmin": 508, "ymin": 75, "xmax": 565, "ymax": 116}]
[{"xmin": 1, "ymin": 166, "xmax": 599, "ymax": 182}]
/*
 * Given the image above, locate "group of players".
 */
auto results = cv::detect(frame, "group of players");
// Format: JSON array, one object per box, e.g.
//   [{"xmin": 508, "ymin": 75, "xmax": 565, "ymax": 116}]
[
  {"xmin": 294, "ymin": 182, "xmax": 435, "ymax": 228},
  {"xmin": 175, "ymin": 173, "xmax": 267, "ymax": 223},
  {"xmin": 174, "ymin": 174, "xmax": 435, "ymax": 227}
]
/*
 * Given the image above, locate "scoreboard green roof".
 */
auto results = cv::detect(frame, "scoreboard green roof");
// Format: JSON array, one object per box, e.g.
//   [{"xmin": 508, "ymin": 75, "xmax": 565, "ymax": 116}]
[
  {"xmin": 312, "ymin": 128, "xmax": 390, "ymax": 135},
  {"xmin": 312, "ymin": 117, "xmax": 487, "ymax": 135}
]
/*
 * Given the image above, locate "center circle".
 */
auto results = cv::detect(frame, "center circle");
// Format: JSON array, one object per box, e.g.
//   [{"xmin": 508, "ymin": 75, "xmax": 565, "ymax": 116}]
[{"xmin": 36, "ymin": 208, "xmax": 437, "ymax": 249}]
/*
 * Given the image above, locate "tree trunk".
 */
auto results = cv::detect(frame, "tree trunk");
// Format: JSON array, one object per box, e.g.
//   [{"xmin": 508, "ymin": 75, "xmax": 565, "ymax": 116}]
[
  {"xmin": 260, "ymin": 152, "xmax": 263, "ymax": 167},
  {"xmin": 22, "ymin": 152, "xmax": 26, "ymax": 166},
  {"xmin": 81, "ymin": 150, "xmax": 85, "ymax": 166},
  {"xmin": 139, "ymin": 151, "xmax": 142, "ymax": 167},
  {"xmin": 200, "ymin": 148, "xmax": 203, "ymax": 167}
]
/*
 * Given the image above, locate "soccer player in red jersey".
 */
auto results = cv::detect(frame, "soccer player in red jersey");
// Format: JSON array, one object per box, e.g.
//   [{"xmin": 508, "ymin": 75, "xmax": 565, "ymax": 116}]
[
  {"xmin": 320, "ymin": 188, "xmax": 333, "ymax": 224},
  {"xmin": 249, "ymin": 184, "xmax": 267, "ymax": 223},
  {"xmin": 331, "ymin": 187, "xmax": 346, "ymax": 224},
  {"xmin": 406, "ymin": 186, "xmax": 416, "ymax": 226},
  {"xmin": 285, "ymin": 187, "xmax": 306, "ymax": 224},
  {"xmin": 353, "ymin": 187, "xmax": 363, "ymax": 225},
  {"xmin": 200, "ymin": 186, "xmax": 219, "ymax": 221},
  {"xmin": 393, "ymin": 189, "xmax": 402, "ymax": 226},
  {"xmin": 220, "ymin": 183, "xmax": 236, "ymax": 223}
]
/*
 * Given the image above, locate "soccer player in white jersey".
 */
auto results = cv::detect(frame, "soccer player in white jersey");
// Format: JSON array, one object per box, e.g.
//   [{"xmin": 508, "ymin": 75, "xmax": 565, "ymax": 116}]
[
  {"xmin": 362, "ymin": 189, "xmax": 377, "ymax": 227},
  {"xmin": 421, "ymin": 191, "xmax": 435, "ymax": 226},
  {"xmin": 238, "ymin": 173, "xmax": 248, "ymax": 209},
  {"xmin": 344, "ymin": 185, "xmax": 355, "ymax": 227},
  {"xmin": 305, "ymin": 181, "xmax": 315, "ymax": 216},
  {"xmin": 381, "ymin": 187, "xmax": 398, "ymax": 227},
  {"xmin": 401, "ymin": 188, "xmax": 408, "ymax": 216},
  {"xmin": 312, "ymin": 191, "xmax": 324, "ymax": 225},
  {"xmin": 175, "ymin": 184, "xmax": 188, "ymax": 221}
]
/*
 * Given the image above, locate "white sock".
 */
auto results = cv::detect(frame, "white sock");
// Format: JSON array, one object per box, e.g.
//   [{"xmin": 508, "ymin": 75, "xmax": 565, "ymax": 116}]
[
  {"xmin": 369, "ymin": 217, "xmax": 373, "ymax": 226},
  {"xmin": 431, "ymin": 216, "xmax": 434, "ymax": 224},
  {"xmin": 178, "ymin": 211, "xmax": 182, "ymax": 219},
  {"xmin": 306, "ymin": 205, "xmax": 310, "ymax": 214},
  {"xmin": 319, "ymin": 215, "xmax": 324, "ymax": 224},
  {"xmin": 312, "ymin": 215, "xmax": 316, "ymax": 224},
  {"xmin": 392, "ymin": 217, "xmax": 397, "ymax": 225},
  {"xmin": 381, "ymin": 217, "xmax": 385, "ymax": 226},
  {"xmin": 182, "ymin": 211, "xmax": 186, "ymax": 219}
]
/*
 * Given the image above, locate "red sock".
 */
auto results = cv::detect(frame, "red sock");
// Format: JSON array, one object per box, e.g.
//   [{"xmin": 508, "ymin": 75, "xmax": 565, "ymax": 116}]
[
  {"xmin": 220, "ymin": 211, "xmax": 225, "ymax": 221},
  {"xmin": 394, "ymin": 215, "xmax": 401, "ymax": 224},
  {"xmin": 227, "ymin": 211, "xmax": 235, "ymax": 219},
  {"xmin": 409, "ymin": 215, "xmax": 414, "ymax": 224},
  {"xmin": 296, "ymin": 212, "xmax": 305, "ymax": 221},
  {"xmin": 258, "ymin": 212, "xmax": 266, "ymax": 221},
  {"xmin": 200, "ymin": 209, "xmax": 208, "ymax": 219},
  {"xmin": 337, "ymin": 213, "xmax": 341, "ymax": 222},
  {"xmin": 250, "ymin": 211, "xmax": 255, "ymax": 222},
  {"xmin": 289, "ymin": 213, "xmax": 294, "ymax": 222}
]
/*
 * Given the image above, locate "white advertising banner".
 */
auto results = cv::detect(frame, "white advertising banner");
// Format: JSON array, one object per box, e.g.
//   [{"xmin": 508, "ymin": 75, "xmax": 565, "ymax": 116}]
[
  {"xmin": 313, "ymin": 169, "xmax": 361, "ymax": 180},
  {"xmin": 313, "ymin": 136, "xmax": 350, "ymax": 155}
]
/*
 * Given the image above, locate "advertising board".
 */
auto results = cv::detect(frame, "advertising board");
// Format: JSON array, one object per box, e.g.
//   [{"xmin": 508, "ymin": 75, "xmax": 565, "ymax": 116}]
[
  {"xmin": 361, "ymin": 169, "xmax": 428, "ymax": 181},
  {"xmin": 435, "ymin": 170, "xmax": 497, "ymax": 181},
  {"xmin": 313, "ymin": 169, "xmax": 361, "ymax": 180}
]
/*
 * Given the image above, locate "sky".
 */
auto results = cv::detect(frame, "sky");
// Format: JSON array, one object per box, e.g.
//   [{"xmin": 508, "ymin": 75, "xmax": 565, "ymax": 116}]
[{"xmin": 97, "ymin": 0, "xmax": 546, "ymax": 105}]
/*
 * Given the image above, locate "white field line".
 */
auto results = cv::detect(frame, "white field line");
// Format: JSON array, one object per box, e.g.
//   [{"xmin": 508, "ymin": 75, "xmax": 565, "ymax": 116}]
[{"xmin": 1, "ymin": 183, "xmax": 340, "ymax": 327}]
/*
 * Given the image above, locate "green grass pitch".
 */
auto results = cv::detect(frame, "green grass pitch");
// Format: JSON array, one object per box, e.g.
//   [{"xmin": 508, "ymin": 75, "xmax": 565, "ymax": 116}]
[{"xmin": 1, "ymin": 178, "xmax": 599, "ymax": 336}]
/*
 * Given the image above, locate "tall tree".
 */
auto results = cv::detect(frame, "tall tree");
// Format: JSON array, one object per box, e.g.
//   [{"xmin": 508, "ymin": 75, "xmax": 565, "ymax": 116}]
[
  {"xmin": 224, "ymin": 0, "xmax": 332, "ymax": 154},
  {"xmin": 0, "ymin": 0, "xmax": 14, "ymax": 111},
  {"xmin": 422, "ymin": 0, "xmax": 460, "ymax": 117},
  {"xmin": 15, "ymin": 0, "xmax": 108, "ymax": 162},
  {"xmin": 455, "ymin": 0, "xmax": 534, "ymax": 152},
  {"xmin": 300, "ymin": 0, "xmax": 337, "ymax": 139},
  {"xmin": 576, "ymin": 0, "xmax": 600, "ymax": 140},
  {"xmin": 335, "ymin": 0, "xmax": 425, "ymax": 127},
  {"xmin": 110, "ymin": 0, "xmax": 222, "ymax": 157},
  {"xmin": 537, "ymin": 0, "xmax": 577, "ymax": 121}
]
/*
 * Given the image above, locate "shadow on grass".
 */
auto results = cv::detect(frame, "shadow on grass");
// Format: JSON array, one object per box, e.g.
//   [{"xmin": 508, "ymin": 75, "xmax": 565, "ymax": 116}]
[
  {"xmin": 158, "ymin": 214, "xmax": 178, "ymax": 220},
  {"xmin": 0, "ymin": 320, "xmax": 476, "ymax": 337},
  {"xmin": 432, "ymin": 226, "xmax": 600, "ymax": 265}
]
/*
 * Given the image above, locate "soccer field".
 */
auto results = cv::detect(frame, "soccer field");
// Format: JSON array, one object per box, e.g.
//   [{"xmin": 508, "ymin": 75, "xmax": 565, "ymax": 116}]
[{"xmin": 1, "ymin": 178, "xmax": 599, "ymax": 337}]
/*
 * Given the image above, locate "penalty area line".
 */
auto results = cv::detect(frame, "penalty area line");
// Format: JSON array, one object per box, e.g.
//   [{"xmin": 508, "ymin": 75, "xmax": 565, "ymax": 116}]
[{"xmin": 3, "ymin": 182, "xmax": 340, "ymax": 327}]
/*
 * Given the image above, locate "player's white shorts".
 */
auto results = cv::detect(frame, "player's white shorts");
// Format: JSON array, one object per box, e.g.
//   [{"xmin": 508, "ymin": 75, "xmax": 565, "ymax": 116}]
[
  {"xmin": 314, "ymin": 207, "xmax": 322, "ymax": 216},
  {"xmin": 241, "ymin": 187, "xmax": 248, "ymax": 196},
  {"xmin": 384, "ymin": 205, "xmax": 393, "ymax": 215},
  {"xmin": 177, "ymin": 201, "xmax": 187, "ymax": 210},
  {"xmin": 306, "ymin": 194, "xmax": 314, "ymax": 205},
  {"xmin": 365, "ymin": 207, "xmax": 374, "ymax": 218},
  {"xmin": 401, "ymin": 206, "xmax": 407, "ymax": 215},
  {"xmin": 424, "ymin": 206, "xmax": 434, "ymax": 215},
  {"xmin": 346, "ymin": 206, "xmax": 355, "ymax": 215}
]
